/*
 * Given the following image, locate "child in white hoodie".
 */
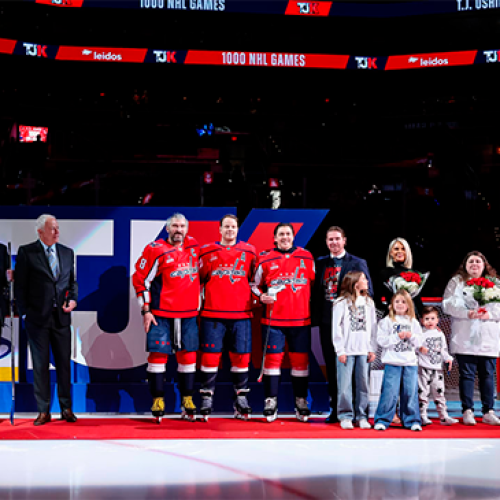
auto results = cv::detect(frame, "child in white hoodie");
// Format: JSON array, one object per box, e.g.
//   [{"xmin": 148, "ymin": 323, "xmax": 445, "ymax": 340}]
[
  {"xmin": 374, "ymin": 290, "xmax": 424, "ymax": 431},
  {"xmin": 418, "ymin": 306, "xmax": 459, "ymax": 426},
  {"xmin": 332, "ymin": 271, "xmax": 377, "ymax": 429}
]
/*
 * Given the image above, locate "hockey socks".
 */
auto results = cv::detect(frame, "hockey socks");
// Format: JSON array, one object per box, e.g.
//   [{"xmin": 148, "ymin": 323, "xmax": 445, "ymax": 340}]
[
  {"xmin": 148, "ymin": 372, "xmax": 165, "ymax": 398},
  {"xmin": 232, "ymin": 370, "xmax": 250, "ymax": 393},
  {"xmin": 291, "ymin": 375, "xmax": 309, "ymax": 399},
  {"xmin": 200, "ymin": 371, "xmax": 218, "ymax": 394},
  {"xmin": 230, "ymin": 352, "xmax": 251, "ymax": 392},
  {"xmin": 263, "ymin": 374, "xmax": 280, "ymax": 398},
  {"xmin": 178, "ymin": 372, "xmax": 195, "ymax": 397},
  {"xmin": 146, "ymin": 353, "xmax": 168, "ymax": 398},
  {"xmin": 177, "ymin": 351, "xmax": 196, "ymax": 397}
]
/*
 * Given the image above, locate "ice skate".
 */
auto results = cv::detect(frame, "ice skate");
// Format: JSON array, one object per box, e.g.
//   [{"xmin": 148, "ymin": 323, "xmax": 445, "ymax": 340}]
[
  {"xmin": 181, "ymin": 396, "xmax": 197, "ymax": 422},
  {"xmin": 151, "ymin": 396, "xmax": 165, "ymax": 424},
  {"xmin": 200, "ymin": 391, "xmax": 213, "ymax": 422},
  {"xmin": 233, "ymin": 390, "xmax": 252, "ymax": 420},
  {"xmin": 263, "ymin": 397, "xmax": 278, "ymax": 422},
  {"xmin": 294, "ymin": 397, "xmax": 311, "ymax": 423}
]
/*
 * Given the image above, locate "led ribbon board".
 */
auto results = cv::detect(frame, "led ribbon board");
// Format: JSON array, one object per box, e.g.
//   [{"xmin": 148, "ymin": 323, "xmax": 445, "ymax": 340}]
[
  {"xmin": 1, "ymin": 39, "xmax": 498, "ymax": 69},
  {"xmin": 30, "ymin": 0, "xmax": 500, "ymax": 17}
]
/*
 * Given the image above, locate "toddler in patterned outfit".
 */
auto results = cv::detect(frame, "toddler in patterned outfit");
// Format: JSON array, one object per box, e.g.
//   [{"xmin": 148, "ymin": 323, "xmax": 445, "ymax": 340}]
[{"xmin": 418, "ymin": 306, "xmax": 459, "ymax": 426}]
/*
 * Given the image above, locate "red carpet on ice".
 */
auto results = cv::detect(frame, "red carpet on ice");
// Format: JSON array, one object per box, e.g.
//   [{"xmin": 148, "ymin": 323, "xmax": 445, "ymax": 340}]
[{"xmin": 1, "ymin": 417, "xmax": 499, "ymax": 440}]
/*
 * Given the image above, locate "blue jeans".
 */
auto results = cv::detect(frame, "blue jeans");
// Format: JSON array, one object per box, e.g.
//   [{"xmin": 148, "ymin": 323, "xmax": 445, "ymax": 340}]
[
  {"xmin": 375, "ymin": 364, "xmax": 421, "ymax": 428},
  {"xmin": 336, "ymin": 355, "xmax": 370, "ymax": 421},
  {"xmin": 455, "ymin": 354, "xmax": 496, "ymax": 414}
]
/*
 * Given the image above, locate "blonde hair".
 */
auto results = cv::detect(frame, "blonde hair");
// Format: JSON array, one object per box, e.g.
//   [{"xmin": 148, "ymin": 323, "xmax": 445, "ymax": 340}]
[
  {"xmin": 386, "ymin": 238, "xmax": 413, "ymax": 269},
  {"xmin": 388, "ymin": 290, "xmax": 415, "ymax": 321}
]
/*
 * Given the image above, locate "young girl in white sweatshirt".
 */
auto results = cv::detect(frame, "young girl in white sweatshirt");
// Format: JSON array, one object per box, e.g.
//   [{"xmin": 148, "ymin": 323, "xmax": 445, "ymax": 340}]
[
  {"xmin": 374, "ymin": 290, "xmax": 424, "ymax": 431},
  {"xmin": 332, "ymin": 271, "xmax": 377, "ymax": 430}
]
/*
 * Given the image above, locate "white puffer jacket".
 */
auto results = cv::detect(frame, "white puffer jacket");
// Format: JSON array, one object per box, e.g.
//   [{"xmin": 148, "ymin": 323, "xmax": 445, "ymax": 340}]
[{"xmin": 442, "ymin": 276, "xmax": 500, "ymax": 357}]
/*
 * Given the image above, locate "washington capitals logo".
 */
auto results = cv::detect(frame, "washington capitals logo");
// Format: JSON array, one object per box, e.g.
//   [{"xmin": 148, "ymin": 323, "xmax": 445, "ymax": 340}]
[
  {"xmin": 212, "ymin": 257, "xmax": 246, "ymax": 284},
  {"xmin": 271, "ymin": 265, "xmax": 307, "ymax": 293},
  {"xmin": 170, "ymin": 257, "xmax": 198, "ymax": 281}
]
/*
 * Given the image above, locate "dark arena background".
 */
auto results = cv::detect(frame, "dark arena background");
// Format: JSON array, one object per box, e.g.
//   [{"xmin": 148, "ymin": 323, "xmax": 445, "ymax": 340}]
[{"xmin": 1, "ymin": 2, "xmax": 500, "ymax": 499}]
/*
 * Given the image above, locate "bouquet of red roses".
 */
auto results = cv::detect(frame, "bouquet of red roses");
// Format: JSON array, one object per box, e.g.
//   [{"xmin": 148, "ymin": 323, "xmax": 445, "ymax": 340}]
[
  {"xmin": 463, "ymin": 276, "xmax": 500, "ymax": 311},
  {"xmin": 384, "ymin": 270, "xmax": 429, "ymax": 298}
]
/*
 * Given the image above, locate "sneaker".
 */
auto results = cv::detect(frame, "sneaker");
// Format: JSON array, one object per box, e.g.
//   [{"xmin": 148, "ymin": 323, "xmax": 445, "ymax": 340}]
[
  {"xmin": 374, "ymin": 423, "xmax": 386, "ymax": 431},
  {"xmin": 411, "ymin": 423, "xmax": 422, "ymax": 432},
  {"xmin": 463, "ymin": 409, "xmax": 477, "ymax": 426},
  {"xmin": 340, "ymin": 419, "xmax": 354, "ymax": 430},
  {"xmin": 440, "ymin": 415, "xmax": 459, "ymax": 426},
  {"xmin": 358, "ymin": 419, "xmax": 372, "ymax": 429},
  {"xmin": 482, "ymin": 410, "xmax": 500, "ymax": 426},
  {"xmin": 421, "ymin": 416, "xmax": 433, "ymax": 426}
]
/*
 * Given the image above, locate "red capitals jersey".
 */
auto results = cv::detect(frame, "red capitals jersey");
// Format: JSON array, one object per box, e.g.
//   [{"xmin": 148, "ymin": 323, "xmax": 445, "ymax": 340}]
[
  {"xmin": 252, "ymin": 247, "xmax": 315, "ymax": 327},
  {"xmin": 199, "ymin": 241, "xmax": 257, "ymax": 319},
  {"xmin": 132, "ymin": 236, "xmax": 200, "ymax": 319}
]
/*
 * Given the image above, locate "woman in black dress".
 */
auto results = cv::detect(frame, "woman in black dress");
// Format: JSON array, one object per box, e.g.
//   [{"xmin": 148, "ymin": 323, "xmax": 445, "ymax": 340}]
[{"xmin": 376, "ymin": 237, "xmax": 424, "ymax": 317}]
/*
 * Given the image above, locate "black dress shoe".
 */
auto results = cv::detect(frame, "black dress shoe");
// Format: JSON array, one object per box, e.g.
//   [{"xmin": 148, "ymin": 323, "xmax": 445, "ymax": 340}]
[
  {"xmin": 61, "ymin": 409, "xmax": 78, "ymax": 423},
  {"xmin": 325, "ymin": 412, "xmax": 339, "ymax": 424},
  {"xmin": 34, "ymin": 412, "xmax": 51, "ymax": 426}
]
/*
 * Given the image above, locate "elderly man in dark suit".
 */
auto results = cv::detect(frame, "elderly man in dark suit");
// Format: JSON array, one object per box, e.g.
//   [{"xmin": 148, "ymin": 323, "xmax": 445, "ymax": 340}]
[
  {"xmin": 14, "ymin": 214, "xmax": 78, "ymax": 425},
  {"xmin": 312, "ymin": 226, "xmax": 373, "ymax": 424}
]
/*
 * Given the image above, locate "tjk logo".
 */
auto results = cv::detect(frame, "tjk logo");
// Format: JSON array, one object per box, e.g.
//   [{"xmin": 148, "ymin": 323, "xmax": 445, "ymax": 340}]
[
  {"xmin": 23, "ymin": 43, "xmax": 48, "ymax": 58},
  {"xmin": 297, "ymin": 2, "xmax": 319, "ymax": 14},
  {"xmin": 484, "ymin": 50, "xmax": 500, "ymax": 63},
  {"xmin": 1, "ymin": 207, "xmax": 327, "ymax": 370},
  {"xmin": 153, "ymin": 51, "xmax": 178, "ymax": 63},
  {"xmin": 355, "ymin": 57, "xmax": 378, "ymax": 69}
]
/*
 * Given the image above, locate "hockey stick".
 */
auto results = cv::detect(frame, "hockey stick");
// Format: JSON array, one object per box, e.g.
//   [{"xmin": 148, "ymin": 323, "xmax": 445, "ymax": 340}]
[
  {"xmin": 257, "ymin": 286, "xmax": 284, "ymax": 383},
  {"xmin": 8, "ymin": 242, "xmax": 15, "ymax": 426},
  {"xmin": 257, "ymin": 303, "xmax": 274, "ymax": 383}
]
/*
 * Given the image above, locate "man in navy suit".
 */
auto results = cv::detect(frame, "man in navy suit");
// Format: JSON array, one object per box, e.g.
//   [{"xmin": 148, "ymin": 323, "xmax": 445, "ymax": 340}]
[
  {"xmin": 312, "ymin": 226, "xmax": 373, "ymax": 424},
  {"xmin": 14, "ymin": 215, "xmax": 78, "ymax": 426}
]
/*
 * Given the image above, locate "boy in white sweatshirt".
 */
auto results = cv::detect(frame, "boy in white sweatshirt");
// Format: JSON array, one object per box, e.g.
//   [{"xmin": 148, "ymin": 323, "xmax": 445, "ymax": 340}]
[{"xmin": 417, "ymin": 306, "xmax": 459, "ymax": 426}]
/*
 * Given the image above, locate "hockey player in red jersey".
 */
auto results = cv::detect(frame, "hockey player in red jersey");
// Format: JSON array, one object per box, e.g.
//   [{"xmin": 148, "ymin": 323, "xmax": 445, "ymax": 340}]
[
  {"xmin": 133, "ymin": 213, "xmax": 200, "ymax": 422},
  {"xmin": 198, "ymin": 214, "xmax": 257, "ymax": 420},
  {"xmin": 252, "ymin": 223, "xmax": 315, "ymax": 422}
]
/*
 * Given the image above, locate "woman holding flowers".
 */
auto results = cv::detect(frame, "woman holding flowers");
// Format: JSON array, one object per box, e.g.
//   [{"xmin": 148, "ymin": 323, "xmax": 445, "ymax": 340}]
[
  {"xmin": 442, "ymin": 251, "xmax": 500, "ymax": 425},
  {"xmin": 376, "ymin": 238, "xmax": 427, "ymax": 316}
]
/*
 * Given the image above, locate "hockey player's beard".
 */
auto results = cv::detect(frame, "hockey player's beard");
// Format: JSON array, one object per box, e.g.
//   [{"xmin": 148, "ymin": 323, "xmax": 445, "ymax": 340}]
[{"xmin": 169, "ymin": 232, "xmax": 185, "ymax": 246}]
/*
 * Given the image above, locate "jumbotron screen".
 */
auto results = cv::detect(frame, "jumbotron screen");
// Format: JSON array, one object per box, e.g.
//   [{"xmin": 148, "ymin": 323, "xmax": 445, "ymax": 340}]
[
  {"xmin": 29, "ymin": 0, "xmax": 500, "ymax": 17},
  {"xmin": 1, "ymin": 37, "xmax": 499, "ymax": 71},
  {"xmin": 18, "ymin": 125, "xmax": 49, "ymax": 143}
]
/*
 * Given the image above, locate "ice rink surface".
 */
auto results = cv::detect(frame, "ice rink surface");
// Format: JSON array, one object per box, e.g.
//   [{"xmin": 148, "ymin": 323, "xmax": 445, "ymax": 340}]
[{"xmin": 1, "ymin": 433, "xmax": 500, "ymax": 499}]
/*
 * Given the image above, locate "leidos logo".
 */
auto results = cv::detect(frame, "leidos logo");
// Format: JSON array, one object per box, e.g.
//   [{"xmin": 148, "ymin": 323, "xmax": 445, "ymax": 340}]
[
  {"xmin": 484, "ymin": 50, "xmax": 500, "ymax": 63},
  {"xmin": 153, "ymin": 50, "xmax": 178, "ymax": 63},
  {"xmin": 23, "ymin": 43, "xmax": 48, "ymax": 58},
  {"xmin": 355, "ymin": 57, "xmax": 377, "ymax": 69},
  {"xmin": 297, "ymin": 2, "xmax": 319, "ymax": 14},
  {"xmin": 408, "ymin": 55, "xmax": 448, "ymax": 67},
  {"xmin": 81, "ymin": 49, "xmax": 122, "ymax": 61}
]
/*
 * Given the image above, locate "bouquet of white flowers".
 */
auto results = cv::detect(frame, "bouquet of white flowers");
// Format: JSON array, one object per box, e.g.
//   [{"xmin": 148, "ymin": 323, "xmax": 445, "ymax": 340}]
[{"xmin": 384, "ymin": 270, "xmax": 429, "ymax": 298}]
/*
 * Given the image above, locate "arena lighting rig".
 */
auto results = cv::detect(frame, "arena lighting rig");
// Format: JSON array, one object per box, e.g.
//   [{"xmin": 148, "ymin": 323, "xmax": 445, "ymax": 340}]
[
  {"xmin": 1, "ymin": 39, "xmax": 500, "ymax": 70},
  {"xmin": 27, "ymin": 0, "xmax": 500, "ymax": 17}
]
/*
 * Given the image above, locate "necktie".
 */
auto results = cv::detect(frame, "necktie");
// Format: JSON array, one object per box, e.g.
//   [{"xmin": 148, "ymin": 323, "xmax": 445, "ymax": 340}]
[{"xmin": 47, "ymin": 247, "xmax": 59, "ymax": 280}]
